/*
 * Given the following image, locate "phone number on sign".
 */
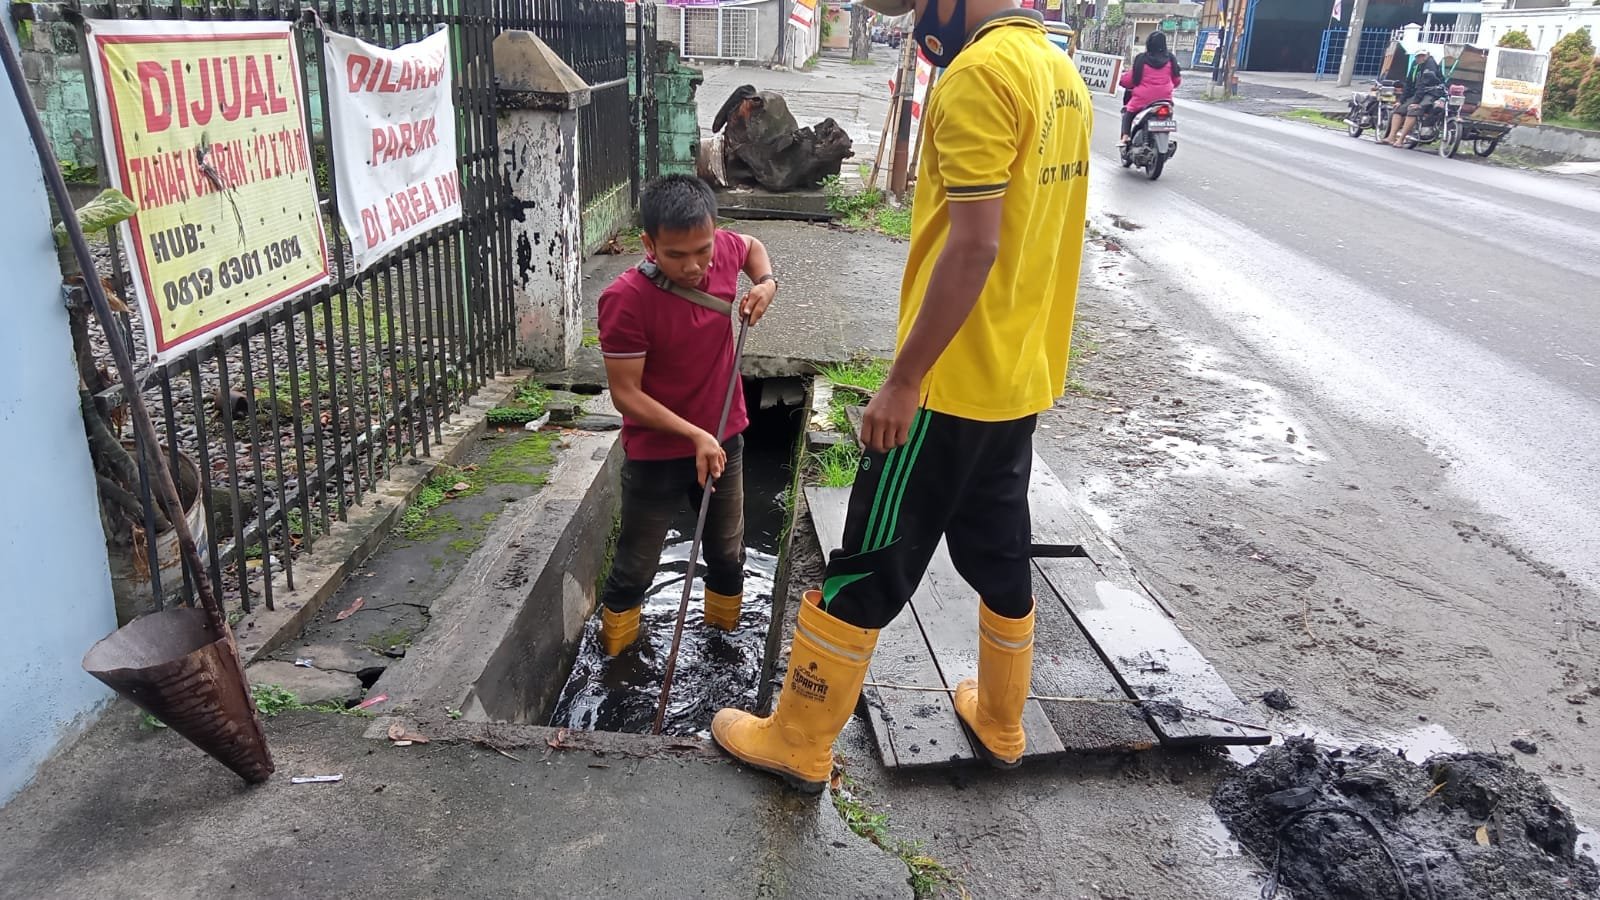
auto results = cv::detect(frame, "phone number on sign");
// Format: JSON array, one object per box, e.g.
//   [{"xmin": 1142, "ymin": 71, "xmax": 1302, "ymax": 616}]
[{"xmin": 160, "ymin": 237, "xmax": 307, "ymax": 311}]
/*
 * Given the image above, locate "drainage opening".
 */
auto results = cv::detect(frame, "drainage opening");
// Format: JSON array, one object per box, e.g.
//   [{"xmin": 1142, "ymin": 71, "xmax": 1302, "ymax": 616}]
[{"xmin": 549, "ymin": 376, "xmax": 808, "ymax": 736}]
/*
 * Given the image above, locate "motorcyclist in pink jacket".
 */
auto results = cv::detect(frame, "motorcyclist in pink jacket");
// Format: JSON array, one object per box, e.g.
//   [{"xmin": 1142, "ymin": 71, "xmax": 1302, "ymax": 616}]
[{"xmin": 1119, "ymin": 31, "xmax": 1182, "ymax": 145}]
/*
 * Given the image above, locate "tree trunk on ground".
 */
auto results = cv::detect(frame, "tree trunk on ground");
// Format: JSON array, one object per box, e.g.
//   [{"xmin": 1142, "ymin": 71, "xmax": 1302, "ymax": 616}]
[{"xmin": 850, "ymin": 6, "xmax": 871, "ymax": 62}]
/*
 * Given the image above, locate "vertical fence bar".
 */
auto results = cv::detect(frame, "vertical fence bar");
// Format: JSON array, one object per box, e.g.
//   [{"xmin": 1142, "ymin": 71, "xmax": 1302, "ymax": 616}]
[
  {"xmin": 236, "ymin": 322, "xmax": 276, "ymax": 611},
  {"xmin": 259, "ymin": 310, "xmax": 296, "ymax": 591}
]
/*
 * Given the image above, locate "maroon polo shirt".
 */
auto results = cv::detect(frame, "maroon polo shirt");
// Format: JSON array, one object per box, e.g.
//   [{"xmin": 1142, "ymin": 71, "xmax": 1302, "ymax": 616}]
[{"xmin": 597, "ymin": 228, "xmax": 750, "ymax": 461}]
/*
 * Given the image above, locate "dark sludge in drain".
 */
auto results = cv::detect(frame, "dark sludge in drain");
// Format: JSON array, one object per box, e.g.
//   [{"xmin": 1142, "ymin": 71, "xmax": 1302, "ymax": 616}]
[{"xmin": 550, "ymin": 377, "xmax": 809, "ymax": 737}]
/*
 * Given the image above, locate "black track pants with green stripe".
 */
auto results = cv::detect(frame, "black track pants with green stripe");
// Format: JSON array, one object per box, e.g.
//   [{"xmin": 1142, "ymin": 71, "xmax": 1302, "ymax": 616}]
[{"xmin": 820, "ymin": 409, "xmax": 1037, "ymax": 630}]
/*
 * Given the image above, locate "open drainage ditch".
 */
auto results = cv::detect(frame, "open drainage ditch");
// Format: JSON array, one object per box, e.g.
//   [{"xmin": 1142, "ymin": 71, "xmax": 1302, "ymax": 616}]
[{"xmin": 546, "ymin": 376, "xmax": 808, "ymax": 737}]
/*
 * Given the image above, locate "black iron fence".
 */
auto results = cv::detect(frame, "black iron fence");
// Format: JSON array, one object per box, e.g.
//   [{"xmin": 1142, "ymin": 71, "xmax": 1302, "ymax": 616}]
[
  {"xmin": 37, "ymin": 0, "xmax": 635, "ymax": 623},
  {"xmin": 497, "ymin": 0, "xmax": 638, "ymax": 213}
]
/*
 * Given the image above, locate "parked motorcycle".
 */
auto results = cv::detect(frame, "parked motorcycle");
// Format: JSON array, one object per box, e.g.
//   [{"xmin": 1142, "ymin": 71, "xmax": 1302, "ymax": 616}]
[
  {"xmin": 1345, "ymin": 78, "xmax": 1398, "ymax": 141},
  {"xmin": 1120, "ymin": 100, "xmax": 1177, "ymax": 181},
  {"xmin": 1401, "ymin": 84, "xmax": 1468, "ymax": 158}
]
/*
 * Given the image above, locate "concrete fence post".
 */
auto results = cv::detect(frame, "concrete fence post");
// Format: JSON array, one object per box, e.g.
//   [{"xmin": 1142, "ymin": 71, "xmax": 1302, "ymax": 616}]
[{"xmin": 493, "ymin": 31, "xmax": 591, "ymax": 372}]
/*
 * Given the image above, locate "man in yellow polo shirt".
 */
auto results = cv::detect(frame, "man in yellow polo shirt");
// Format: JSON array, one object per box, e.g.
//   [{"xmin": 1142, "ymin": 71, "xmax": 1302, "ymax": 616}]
[{"xmin": 711, "ymin": 0, "xmax": 1092, "ymax": 791}]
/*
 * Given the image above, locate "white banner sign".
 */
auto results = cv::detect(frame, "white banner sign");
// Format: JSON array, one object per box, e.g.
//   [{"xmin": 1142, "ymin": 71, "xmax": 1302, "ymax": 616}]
[
  {"xmin": 1073, "ymin": 50, "xmax": 1124, "ymax": 96},
  {"xmin": 324, "ymin": 28, "xmax": 460, "ymax": 271}
]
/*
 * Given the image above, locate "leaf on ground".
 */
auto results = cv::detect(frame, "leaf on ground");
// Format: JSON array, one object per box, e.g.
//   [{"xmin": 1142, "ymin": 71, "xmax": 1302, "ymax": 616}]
[
  {"xmin": 547, "ymin": 728, "xmax": 569, "ymax": 749},
  {"xmin": 387, "ymin": 721, "xmax": 430, "ymax": 745},
  {"xmin": 1476, "ymin": 824, "xmax": 1491, "ymax": 846},
  {"xmin": 451, "ymin": 481, "xmax": 470, "ymax": 492},
  {"xmin": 335, "ymin": 597, "xmax": 365, "ymax": 620}
]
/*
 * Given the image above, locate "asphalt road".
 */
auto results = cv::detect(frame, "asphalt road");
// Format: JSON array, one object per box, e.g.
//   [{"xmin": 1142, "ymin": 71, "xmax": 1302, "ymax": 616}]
[{"xmin": 1087, "ymin": 92, "xmax": 1600, "ymax": 595}]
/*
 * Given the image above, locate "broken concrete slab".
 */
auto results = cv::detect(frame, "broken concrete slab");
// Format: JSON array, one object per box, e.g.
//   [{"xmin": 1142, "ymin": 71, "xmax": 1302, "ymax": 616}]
[
  {"xmin": 0, "ymin": 710, "xmax": 911, "ymax": 899},
  {"xmin": 245, "ymin": 661, "xmax": 363, "ymax": 708},
  {"xmin": 282, "ymin": 640, "xmax": 385, "ymax": 675}
]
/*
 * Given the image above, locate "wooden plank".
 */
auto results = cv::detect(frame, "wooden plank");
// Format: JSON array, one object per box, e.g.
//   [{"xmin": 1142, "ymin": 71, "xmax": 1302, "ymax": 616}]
[
  {"xmin": 1027, "ymin": 452, "xmax": 1098, "ymax": 555},
  {"xmin": 805, "ymin": 487, "xmax": 977, "ymax": 768},
  {"xmin": 1028, "ymin": 562, "xmax": 1161, "ymax": 752},
  {"xmin": 1030, "ymin": 451, "xmax": 1180, "ymax": 617},
  {"xmin": 1036, "ymin": 556, "xmax": 1272, "ymax": 747}
]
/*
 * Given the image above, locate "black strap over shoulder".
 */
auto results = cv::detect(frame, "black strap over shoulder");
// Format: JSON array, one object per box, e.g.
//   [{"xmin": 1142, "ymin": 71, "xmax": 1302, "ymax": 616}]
[{"xmin": 636, "ymin": 261, "xmax": 734, "ymax": 317}]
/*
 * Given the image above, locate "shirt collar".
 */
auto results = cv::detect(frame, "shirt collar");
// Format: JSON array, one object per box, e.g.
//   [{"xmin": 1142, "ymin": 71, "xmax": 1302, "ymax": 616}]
[{"xmin": 969, "ymin": 8, "xmax": 1046, "ymax": 42}]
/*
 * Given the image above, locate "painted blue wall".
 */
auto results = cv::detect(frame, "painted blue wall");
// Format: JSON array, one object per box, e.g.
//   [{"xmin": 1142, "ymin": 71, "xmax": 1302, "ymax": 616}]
[{"xmin": 0, "ymin": 25, "xmax": 118, "ymax": 805}]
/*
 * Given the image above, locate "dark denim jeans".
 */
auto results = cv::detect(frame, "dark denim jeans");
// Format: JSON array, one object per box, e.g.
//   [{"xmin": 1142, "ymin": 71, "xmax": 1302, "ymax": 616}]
[{"xmin": 600, "ymin": 434, "xmax": 745, "ymax": 613}]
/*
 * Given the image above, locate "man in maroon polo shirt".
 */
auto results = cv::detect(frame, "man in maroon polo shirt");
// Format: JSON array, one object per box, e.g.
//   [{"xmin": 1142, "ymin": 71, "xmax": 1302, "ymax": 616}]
[{"xmin": 594, "ymin": 175, "xmax": 777, "ymax": 655}]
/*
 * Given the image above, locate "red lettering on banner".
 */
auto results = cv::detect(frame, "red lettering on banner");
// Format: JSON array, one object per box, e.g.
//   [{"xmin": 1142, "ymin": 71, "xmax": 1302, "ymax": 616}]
[
  {"xmin": 362, "ymin": 205, "xmax": 386, "ymax": 245},
  {"xmin": 342, "ymin": 51, "xmax": 447, "ymax": 94},
  {"xmin": 135, "ymin": 54, "xmax": 293, "ymax": 133},
  {"xmin": 139, "ymin": 61, "xmax": 173, "ymax": 133},
  {"xmin": 369, "ymin": 117, "xmax": 439, "ymax": 165},
  {"xmin": 190, "ymin": 60, "xmax": 215, "ymax": 126},
  {"xmin": 242, "ymin": 55, "xmax": 271, "ymax": 118},
  {"xmin": 213, "ymin": 57, "xmax": 244, "ymax": 121}
]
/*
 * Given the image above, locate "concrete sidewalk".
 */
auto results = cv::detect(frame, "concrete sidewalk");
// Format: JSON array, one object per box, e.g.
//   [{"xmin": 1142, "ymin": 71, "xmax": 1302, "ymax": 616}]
[{"xmin": 0, "ymin": 708, "xmax": 909, "ymax": 900}]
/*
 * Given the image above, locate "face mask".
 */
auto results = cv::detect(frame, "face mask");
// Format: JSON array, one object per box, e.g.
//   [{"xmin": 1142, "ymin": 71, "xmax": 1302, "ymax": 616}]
[{"xmin": 914, "ymin": 0, "xmax": 968, "ymax": 68}]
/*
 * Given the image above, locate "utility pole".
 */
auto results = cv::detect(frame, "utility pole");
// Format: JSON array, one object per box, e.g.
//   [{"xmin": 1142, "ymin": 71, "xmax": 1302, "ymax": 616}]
[
  {"xmin": 1219, "ymin": 0, "xmax": 1248, "ymax": 98},
  {"xmin": 888, "ymin": 38, "xmax": 917, "ymax": 197},
  {"xmin": 1336, "ymin": 0, "xmax": 1370, "ymax": 87}
]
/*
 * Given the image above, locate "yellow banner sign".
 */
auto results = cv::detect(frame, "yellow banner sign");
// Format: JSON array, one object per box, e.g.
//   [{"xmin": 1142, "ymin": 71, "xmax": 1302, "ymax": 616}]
[{"xmin": 87, "ymin": 19, "xmax": 329, "ymax": 362}]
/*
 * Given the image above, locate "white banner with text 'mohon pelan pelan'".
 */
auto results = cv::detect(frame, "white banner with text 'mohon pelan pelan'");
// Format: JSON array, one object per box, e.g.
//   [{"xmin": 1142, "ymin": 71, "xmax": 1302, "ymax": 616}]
[
  {"xmin": 323, "ymin": 28, "xmax": 461, "ymax": 272},
  {"xmin": 86, "ymin": 19, "xmax": 331, "ymax": 363}
]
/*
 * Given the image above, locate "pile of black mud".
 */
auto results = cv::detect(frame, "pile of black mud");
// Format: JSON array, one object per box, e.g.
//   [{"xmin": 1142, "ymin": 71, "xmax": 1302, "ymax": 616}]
[{"xmin": 1214, "ymin": 737, "xmax": 1600, "ymax": 900}]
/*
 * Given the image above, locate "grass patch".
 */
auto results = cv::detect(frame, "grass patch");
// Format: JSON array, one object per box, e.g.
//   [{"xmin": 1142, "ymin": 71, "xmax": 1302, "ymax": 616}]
[
  {"xmin": 1280, "ymin": 108, "xmax": 1344, "ymax": 130},
  {"xmin": 487, "ymin": 380, "xmax": 554, "ymax": 427},
  {"xmin": 581, "ymin": 326, "xmax": 601, "ymax": 349},
  {"xmin": 250, "ymin": 682, "xmax": 374, "ymax": 718},
  {"xmin": 819, "ymin": 358, "xmax": 891, "ymax": 393},
  {"xmin": 1542, "ymin": 112, "xmax": 1600, "ymax": 133},
  {"xmin": 820, "ymin": 359, "xmax": 891, "ymax": 435},
  {"xmin": 811, "ymin": 441, "xmax": 861, "ymax": 488},
  {"xmin": 831, "ymin": 772, "xmax": 963, "ymax": 898},
  {"xmin": 823, "ymin": 176, "xmax": 913, "ymax": 238}
]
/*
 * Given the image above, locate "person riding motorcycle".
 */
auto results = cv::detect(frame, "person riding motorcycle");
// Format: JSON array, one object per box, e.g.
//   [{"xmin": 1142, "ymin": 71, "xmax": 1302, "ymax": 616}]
[
  {"xmin": 1119, "ymin": 31, "xmax": 1181, "ymax": 145},
  {"xmin": 1383, "ymin": 48, "xmax": 1443, "ymax": 146}
]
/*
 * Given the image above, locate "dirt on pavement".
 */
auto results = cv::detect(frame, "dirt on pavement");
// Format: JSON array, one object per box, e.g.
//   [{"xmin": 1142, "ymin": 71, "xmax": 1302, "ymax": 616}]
[
  {"xmin": 1214, "ymin": 737, "xmax": 1600, "ymax": 899},
  {"xmin": 1036, "ymin": 227, "xmax": 1600, "ymax": 826}
]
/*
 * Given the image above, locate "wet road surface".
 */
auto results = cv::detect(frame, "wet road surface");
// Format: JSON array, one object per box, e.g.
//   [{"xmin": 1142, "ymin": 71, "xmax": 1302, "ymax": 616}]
[{"xmin": 1088, "ymin": 92, "xmax": 1600, "ymax": 593}]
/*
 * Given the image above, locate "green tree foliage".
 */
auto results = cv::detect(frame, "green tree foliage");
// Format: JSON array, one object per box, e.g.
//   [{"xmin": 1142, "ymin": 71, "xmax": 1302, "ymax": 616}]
[
  {"xmin": 1573, "ymin": 59, "xmax": 1600, "ymax": 124},
  {"xmin": 1545, "ymin": 31, "xmax": 1596, "ymax": 115},
  {"xmin": 1497, "ymin": 30, "xmax": 1534, "ymax": 50}
]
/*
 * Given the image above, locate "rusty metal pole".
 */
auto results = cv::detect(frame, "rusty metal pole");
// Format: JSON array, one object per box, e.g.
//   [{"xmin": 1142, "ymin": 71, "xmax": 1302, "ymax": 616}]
[
  {"xmin": 3, "ymin": 27, "xmax": 273, "ymax": 782},
  {"xmin": 888, "ymin": 39, "xmax": 917, "ymax": 197}
]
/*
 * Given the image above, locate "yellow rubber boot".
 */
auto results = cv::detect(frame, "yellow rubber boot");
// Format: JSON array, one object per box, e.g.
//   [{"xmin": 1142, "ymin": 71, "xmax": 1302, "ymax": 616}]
[
  {"xmin": 954, "ymin": 602, "xmax": 1035, "ymax": 768},
  {"xmin": 711, "ymin": 590, "xmax": 878, "ymax": 793},
  {"xmin": 600, "ymin": 606, "xmax": 641, "ymax": 656},
  {"xmin": 703, "ymin": 588, "xmax": 742, "ymax": 631}
]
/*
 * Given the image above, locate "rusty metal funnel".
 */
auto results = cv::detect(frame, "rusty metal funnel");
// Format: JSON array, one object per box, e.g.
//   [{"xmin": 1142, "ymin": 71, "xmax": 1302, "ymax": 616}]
[{"xmin": 83, "ymin": 607, "xmax": 274, "ymax": 783}]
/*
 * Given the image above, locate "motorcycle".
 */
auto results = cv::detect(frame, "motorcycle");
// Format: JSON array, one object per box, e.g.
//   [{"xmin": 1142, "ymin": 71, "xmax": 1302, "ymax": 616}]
[
  {"xmin": 1344, "ymin": 78, "xmax": 1398, "ymax": 141},
  {"xmin": 1400, "ymin": 84, "xmax": 1468, "ymax": 157},
  {"xmin": 1120, "ymin": 100, "xmax": 1177, "ymax": 181}
]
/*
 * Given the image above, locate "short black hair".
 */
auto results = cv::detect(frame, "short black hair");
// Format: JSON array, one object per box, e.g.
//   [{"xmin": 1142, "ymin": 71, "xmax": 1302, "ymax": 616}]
[{"xmin": 639, "ymin": 175, "xmax": 718, "ymax": 238}]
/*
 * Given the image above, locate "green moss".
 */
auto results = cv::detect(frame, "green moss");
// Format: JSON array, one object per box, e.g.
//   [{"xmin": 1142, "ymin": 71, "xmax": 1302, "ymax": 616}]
[
  {"xmin": 447, "ymin": 536, "xmax": 482, "ymax": 554},
  {"xmin": 364, "ymin": 628, "xmax": 415, "ymax": 652},
  {"xmin": 481, "ymin": 432, "xmax": 556, "ymax": 486}
]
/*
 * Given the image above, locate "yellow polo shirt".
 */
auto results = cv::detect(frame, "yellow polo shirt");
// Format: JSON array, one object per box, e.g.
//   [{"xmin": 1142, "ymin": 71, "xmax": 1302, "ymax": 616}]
[{"xmin": 899, "ymin": 11, "xmax": 1092, "ymax": 422}]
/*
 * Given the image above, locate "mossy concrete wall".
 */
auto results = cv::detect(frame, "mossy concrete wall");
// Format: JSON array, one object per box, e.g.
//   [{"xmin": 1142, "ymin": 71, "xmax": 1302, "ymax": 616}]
[
  {"xmin": 18, "ymin": 20, "xmax": 97, "ymax": 169},
  {"xmin": 652, "ymin": 41, "xmax": 704, "ymax": 177}
]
